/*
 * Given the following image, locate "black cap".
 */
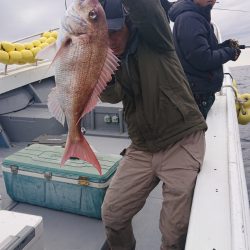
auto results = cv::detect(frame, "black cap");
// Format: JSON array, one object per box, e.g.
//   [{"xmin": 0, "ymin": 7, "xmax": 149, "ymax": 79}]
[{"xmin": 103, "ymin": 0, "xmax": 126, "ymax": 30}]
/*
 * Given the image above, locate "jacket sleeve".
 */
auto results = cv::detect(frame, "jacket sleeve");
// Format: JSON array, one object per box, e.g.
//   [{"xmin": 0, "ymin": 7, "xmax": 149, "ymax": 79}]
[
  {"xmin": 177, "ymin": 16, "xmax": 235, "ymax": 71},
  {"xmin": 123, "ymin": 0, "xmax": 175, "ymax": 53},
  {"xmin": 99, "ymin": 79, "xmax": 123, "ymax": 104}
]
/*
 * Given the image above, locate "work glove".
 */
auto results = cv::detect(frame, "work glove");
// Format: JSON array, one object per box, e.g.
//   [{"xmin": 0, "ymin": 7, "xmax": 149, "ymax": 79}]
[
  {"xmin": 231, "ymin": 48, "xmax": 241, "ymax": 61},
  {"xmin": 220, "ymin": 39, "xmax": 239, "ymax": 49},
  {"xmin": 220, "ymin": 39, "xmax": 232, "ymax": 48}
]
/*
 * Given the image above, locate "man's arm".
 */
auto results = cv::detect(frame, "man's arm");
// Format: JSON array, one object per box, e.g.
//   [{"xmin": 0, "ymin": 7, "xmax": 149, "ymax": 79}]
[
  {"xmin": 177, "ymin": 17, "xmax": 237, "ymax": 71},
  {"xmin": 100, "ymin": 78, "xmax": 123, "ymax": 104},
  {"xmin": 123, "ymin": 0, "xmax": 175, "ymax": 53}
]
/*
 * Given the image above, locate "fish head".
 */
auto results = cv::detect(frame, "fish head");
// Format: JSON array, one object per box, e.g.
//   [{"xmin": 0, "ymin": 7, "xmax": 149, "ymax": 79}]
[{"xmin": 62, "ymin": 0, "xmax": 107, "ymax": 36}]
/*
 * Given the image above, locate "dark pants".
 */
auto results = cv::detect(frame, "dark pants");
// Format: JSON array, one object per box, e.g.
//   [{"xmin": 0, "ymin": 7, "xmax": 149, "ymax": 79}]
[{"xmin": 193, "ymin": 93, "xmax": 215, "ymax": 119}]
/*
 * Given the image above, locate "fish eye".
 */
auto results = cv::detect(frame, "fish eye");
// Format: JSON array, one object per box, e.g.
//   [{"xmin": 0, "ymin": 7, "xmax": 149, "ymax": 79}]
[{"xmin": 89, "ymin": 10, "xmax": 97, "ymax": 20}]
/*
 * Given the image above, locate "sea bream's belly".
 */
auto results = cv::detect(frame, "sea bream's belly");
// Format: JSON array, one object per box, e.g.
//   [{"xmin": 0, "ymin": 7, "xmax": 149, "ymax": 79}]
[{"xmin": 55, "ymin": 44, "xmax": 89, "ymax": 99}]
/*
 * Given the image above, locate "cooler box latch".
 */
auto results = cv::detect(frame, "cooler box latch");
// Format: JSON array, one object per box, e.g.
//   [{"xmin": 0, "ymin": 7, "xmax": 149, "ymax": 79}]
[
  {"xmin": 10, "ymin": 166, "xmax": 18, "ymax": 174},
  {"xmin": 78, "ymin": 177, "xmax": 89, "ymax": 186}
]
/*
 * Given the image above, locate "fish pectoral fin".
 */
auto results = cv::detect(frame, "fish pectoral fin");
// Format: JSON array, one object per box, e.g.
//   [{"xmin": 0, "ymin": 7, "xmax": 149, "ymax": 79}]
[
  {"xmin": 79, "ymin": 48, "xmax": 120, "ymax": 119},
  {"xmin": 35, "ymin": 42, "xmax": 57, "ymax": 61},
  {"xmin": 48, "ymin": 88, "xmax": 65, "ymax": 126},
  {"xmin": 61, "ymin": 135, "xmax": 102, "ymax": 175}
]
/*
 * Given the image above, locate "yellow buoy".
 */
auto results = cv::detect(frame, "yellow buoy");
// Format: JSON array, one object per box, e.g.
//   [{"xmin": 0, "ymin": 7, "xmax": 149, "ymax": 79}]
[
  {"xmin": 46, "ymin": 37, "xmax": 56, "ymax": 44},
  {"xmin": 24, "ymin": 42, "xmax": 34, "ymax": 50},
  {"xmin": 1, "ymin": 41, "xmax": 15, "ymax": 52},
  {"xmin": 20, "ymin": 49, "xmax": 34, "ymax": 63},
  {"xmin": 42, "ymin": 31, "xmax": 51, "ymax": 38},
  {"xmin": 51, "ymin": 31, "xmax": 58, "ymax": 39},
  {"xmin": 9, "ymin": 51, "xmax": 22, "ymax": 64},
  {"xmin": 39, "ymin": 37, "xmax": 47, "ymax": 43},
  {"xmin": 238, "ymin": 108, "xmax": 250, "ymax": 125},
  {"xmin": 39, "ymin": 42, "xmax": 49, "ymax": 49},
  {"xmin": 14, "ymin": 43, "xmax": 25, "ymax": 51},
  {"xmin": 32, "ymin": 40, "xmax": 41, "ymax": 47},
  {"xmin": 0, "ymin": 50, "xmax": 10, "ymax": 64},
  {"xmin": 31, "ymin": 47, "xmax": 41, "ymax": 56},
  {"xmin": 0, "ymin": 30, "xmax": 58, "ymax": 65},
  {"xmin": 239, "ymin": 93, "xmax": 250, "ymax": 108}
]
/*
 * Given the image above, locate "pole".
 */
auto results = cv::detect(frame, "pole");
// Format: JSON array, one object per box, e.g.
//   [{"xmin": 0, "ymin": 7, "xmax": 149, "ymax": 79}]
[{"xmin": 239, "ymin": 45, "xmax": 250, "ymax": 49}]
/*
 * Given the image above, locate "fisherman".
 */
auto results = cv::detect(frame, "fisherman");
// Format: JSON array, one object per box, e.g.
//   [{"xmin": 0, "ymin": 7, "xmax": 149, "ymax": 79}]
[
  {"xmin": 100, "ymin": 0, "xmax": 207, "ymax": 249},
  {"xmin": 168, "ymin": 0, "xmax": 241, "ymax": 119}
]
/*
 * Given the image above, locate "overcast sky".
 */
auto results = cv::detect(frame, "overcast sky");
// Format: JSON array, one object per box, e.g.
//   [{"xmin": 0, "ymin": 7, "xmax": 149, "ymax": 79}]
[
  {"xmin": 0, "ymin": 0, "xmax": 249, "ymax": 70},
  {"xmin": 0, "ymin": 1, "xmax": 250, "ymax": 45},
  {"xmin": 212, "ymin": 1, "xmax": 250, "ymax": 45}
]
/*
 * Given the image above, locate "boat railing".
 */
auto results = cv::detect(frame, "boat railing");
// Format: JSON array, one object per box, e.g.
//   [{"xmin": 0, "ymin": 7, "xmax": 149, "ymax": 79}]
[
  {"xmin": 222, "ymin": 68, "xmax": 250, "ymax": 250},
  {"xmin": 0, "ymin": 28, "xmax": 59, "ymax": 76},
  {"xmin": 185, "ymin": 23, "xmax": 250, "ymax": 250},
  {"xmin": 0, "ymin": 29, "xmax": 59, "ymax": 95}
]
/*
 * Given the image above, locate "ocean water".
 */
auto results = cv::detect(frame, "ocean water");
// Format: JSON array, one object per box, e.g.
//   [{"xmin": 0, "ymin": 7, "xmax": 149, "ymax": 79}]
[{"xmin": 230, "ymin": 65, "xmax": 250, "ymax": 201}]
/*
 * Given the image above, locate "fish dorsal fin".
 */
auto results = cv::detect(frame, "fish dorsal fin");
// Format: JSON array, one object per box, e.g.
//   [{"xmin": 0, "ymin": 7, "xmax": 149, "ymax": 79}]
[
  {"xmin": 48, "ymin": 88, "xmax": 65, "ymax": 126},
  {"xmin": 79, "ymin": 48, "xmax": 119, "ymax": 121}
]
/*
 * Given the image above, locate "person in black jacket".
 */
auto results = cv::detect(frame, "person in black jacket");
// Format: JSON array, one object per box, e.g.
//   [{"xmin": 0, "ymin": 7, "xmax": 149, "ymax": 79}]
[
  {"xmin": 160, "ymin": 0, "xmax": 175, "ymax": 22},
  {"xmin": 169, "ymin": 0, "xmax": 241, "ymax": 118}
]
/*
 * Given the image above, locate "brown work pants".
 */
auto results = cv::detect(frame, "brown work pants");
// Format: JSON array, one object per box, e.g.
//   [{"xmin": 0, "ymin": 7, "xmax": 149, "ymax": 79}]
[{"xmin": 102, "ymin": 131, "xmax": 205, "ymax": 250}]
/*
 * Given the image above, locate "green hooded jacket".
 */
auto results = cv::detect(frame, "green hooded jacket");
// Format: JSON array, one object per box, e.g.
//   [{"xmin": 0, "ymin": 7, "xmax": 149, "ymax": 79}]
[{"xmin": 100, "ymin": 0, "xmax": 207, "ymax": 152}]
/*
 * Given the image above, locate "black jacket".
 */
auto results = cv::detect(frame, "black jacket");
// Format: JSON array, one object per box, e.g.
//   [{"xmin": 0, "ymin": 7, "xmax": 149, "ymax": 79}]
[
  {"xmin": 169, "ymin": 0, "xmax": 236, "ymax": 94},
  {"xmin": 160, "ymin": 0, "xmax": 174, "ymax": 22}
]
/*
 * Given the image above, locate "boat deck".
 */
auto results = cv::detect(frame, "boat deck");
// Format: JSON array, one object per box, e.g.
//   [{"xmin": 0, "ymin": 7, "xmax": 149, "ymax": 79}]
[
  {"xmin": 1, "ymin": 93, "xmax": 249, "ymax": 250},
  {"xmin": 0, "ymin": 1, "xmax": 250, "ymax": 248},
  {"xmin": 0, "ymin": 136, "xmax": 164, "ymax": 250}
]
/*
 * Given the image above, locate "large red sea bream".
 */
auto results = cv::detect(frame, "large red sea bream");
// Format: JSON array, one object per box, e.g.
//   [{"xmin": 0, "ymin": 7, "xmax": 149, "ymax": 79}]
[{"xmin": 37, "ymin": 0, "xmax": 119, "ymax": 175}]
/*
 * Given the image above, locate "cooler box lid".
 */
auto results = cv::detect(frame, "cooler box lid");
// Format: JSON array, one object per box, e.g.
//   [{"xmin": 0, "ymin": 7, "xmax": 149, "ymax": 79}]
[{"xmin": 2, "ymin": 144, "xmax": 121, "ymax": 183}]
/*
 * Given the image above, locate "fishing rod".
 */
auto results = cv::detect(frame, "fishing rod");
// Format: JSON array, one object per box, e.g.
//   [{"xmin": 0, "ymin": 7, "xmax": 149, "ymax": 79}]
[
  {"xmin": 213, "ymin": 8, "xmax": 249, "ymax": 13},
  {"xmin": 227, "ymin": 40, "xmax": 250, "ymax": 50},
  {"xmin": 239, "ymin": 45, "xmax": 250, "ymax": 49}
]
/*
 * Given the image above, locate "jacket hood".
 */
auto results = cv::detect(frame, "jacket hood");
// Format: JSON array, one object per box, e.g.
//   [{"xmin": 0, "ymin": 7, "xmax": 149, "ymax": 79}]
[{"xmin": 169, "ymin": 0, "xmax": 212, "ymax": 22}]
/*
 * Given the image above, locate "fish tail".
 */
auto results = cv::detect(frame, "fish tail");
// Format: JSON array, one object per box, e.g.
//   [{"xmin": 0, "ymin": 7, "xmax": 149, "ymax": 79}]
[{"xmin": 61, "ymin": 135, "xmax": 102, "ymax": 175}]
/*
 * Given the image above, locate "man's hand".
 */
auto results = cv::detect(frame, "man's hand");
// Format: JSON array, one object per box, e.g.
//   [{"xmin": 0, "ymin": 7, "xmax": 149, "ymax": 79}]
[
  {"xmin": 232, "ymin": 48, "xmax": 241, "ymax": 61},
  {"xmin": 220, "ymin": 39, "xmax": 232, "ymax": 48},
  {"xmin": 229, "ymin": 39, "xmax": 240, "ymax": 49},
  {"xmin": 220, "ymin": 39, "xmax": 240, "ymax": 49},
  {"xmin": 221, "ymin": 39, "xmax": 241, "ymax": 61}
]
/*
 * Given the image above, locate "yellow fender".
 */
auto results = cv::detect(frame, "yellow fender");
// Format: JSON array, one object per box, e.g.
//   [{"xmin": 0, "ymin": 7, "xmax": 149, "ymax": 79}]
[
  {"xmin": 236, "ymin": 93, "xmax": 250, "ymax": 125},
  {"xmin": 0, "ymin": 30, "xmax": 58, "ymax": 66},
  {"xmin": 239, "ymin": 93, "xmax": 250, "ymax": 108},
  {"xmin": 0, "ymin": 50, "xmax": 9, "ymax": 64},
  {"xmin": 238, "ymin": 107, "xmax": 250, "ymax": 125},
  {"xmin": 230, "ymin": 79, "xmax": 250, "ymax": 125}
]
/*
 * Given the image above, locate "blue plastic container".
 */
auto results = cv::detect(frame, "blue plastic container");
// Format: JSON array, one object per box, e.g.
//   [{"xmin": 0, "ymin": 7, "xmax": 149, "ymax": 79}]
[{"xmin": 2, "ymin": 144, "xmax": 121, "ymax": 219}]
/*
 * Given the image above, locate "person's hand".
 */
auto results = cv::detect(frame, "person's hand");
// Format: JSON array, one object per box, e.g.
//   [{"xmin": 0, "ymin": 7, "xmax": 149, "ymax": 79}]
[
  {"xmin": 232, "ymin": 48, "xmax": 241, "ymax": 61},
  {"xmin": 220, "ymin": 39, "xmax": 239, "ymax": 49},
  {"xmin": 229, "ymin": 39, "xmax": 240, "ymax": 49},
  {"xmin": 220, "ymin": 39, "xmax": 232, "ymax": 48}
]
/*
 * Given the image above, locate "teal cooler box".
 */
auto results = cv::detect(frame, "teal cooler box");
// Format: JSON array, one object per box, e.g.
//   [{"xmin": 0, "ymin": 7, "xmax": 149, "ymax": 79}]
[{"xmin": 2, "ymin": 144, "xmax": 121, "ymax": 219}]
